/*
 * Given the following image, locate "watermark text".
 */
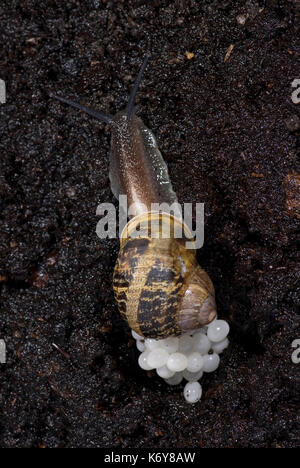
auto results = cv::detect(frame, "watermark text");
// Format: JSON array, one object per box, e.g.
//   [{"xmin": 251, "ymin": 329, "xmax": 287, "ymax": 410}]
[
  {"xmin": 96, "ymin": 197, "xmax": 205, "ymax": 249},
  {"xmin": 0, "ymin": 79, "xmax": 6, "ymax": 104},
  {"xmin": 291, "ymin": 339, "xmax": 300, "ymax": 364},
  {"xmin": 0, "ymin": 339, "xmax": 6, "ymax": 363}
]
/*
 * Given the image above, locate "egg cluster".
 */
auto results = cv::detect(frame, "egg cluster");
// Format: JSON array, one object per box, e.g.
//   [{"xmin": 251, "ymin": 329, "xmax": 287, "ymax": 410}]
[{"xmin": 132, "ymin": 319, "xmax": 230, "ymax": 403}]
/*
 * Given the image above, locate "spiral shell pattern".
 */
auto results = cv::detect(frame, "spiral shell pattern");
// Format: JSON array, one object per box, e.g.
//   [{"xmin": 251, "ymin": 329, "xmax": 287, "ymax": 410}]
[{"xmin": 113, "ymin": 212, "xmax": 199, "ymax": 338}]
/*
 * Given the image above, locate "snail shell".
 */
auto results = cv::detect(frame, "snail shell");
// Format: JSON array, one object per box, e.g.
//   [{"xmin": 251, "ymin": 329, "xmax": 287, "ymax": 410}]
[{"xmin": 114, "ymin": 212, "xmax": 216, "ymax": 339}]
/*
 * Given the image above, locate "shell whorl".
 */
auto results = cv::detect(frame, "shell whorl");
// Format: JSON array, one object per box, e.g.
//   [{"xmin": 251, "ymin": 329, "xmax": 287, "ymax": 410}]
[{"xmin": 113, "ymin": 212, "xmax": 214, "ymax": 339}]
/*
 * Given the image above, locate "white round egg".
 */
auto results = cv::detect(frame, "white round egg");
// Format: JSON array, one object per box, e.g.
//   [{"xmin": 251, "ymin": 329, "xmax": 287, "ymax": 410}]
[
  {"xmin": 147, "ymin": 348, "xmax": 169, "ymax": 369},
  {"xmin": 160, "ymin": 336, "xmax": 179, "ymax": 353},
  {"xmin": 192, "ymin": 333, "xmax": 211, "ymax": 354},
  {"xmin": 167, "ymin": 352, "xmax": 188, "ymax": 372},
  {"xmin": 211, "ymin": 338, "xmax": 229, "ymax": 354},
  {"xmin": 178, "ymin": 334, "xmax": 193, "ymax": 354},
  {"xmin": 136, "ymin": 340, "xmax": 145, "ymax": 352},
  {"xmin": 138, "ymin": 352, "xmax": 153, "ymax": 370},
  {"xmin": 202, "ymin": 353, "xmax": 220, "ymax": 372},
  {"xmin": 164, "ymin": 372, "xmax": 183, "ymax": 386},
  {"xmin": 186, "ymin": 352, "xmax": 204, "ymax": 373},
  {"xmin": 184, "ymin": 382, "xmax": 202, "ymax": 403},
  {"xmin": 145, "ymin": 338, "xmax": 161, "ymax": 351},
  {"xmin": 183, "ymin": 368, "xmax": 203, "ymax": 382},
  {"xmin": 207, "ymin": 320, "xmax": 229, "ymax": 343},
  {"xmin": 131, "ymin": 330, "xmax": 144, "ymax": 341},
  {"xmin": 156, "ymin": 365, "xmax": 175, "ymax": 379}
]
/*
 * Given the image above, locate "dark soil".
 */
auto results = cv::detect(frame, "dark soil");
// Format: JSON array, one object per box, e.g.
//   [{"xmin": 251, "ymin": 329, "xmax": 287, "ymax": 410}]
[{"xmin": 0, "ymin": 0, "xmax": 299, "ymax": 448}]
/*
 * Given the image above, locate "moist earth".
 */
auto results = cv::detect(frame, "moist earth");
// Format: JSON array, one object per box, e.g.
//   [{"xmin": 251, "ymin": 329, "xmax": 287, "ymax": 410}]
[{"xmin": 0, "ymin": 0, "xmax": 299, "ymax": 448}]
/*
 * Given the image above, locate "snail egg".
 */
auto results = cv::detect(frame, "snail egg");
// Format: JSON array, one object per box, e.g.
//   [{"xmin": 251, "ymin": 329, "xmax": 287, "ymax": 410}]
[
  {"xmin": 167, "ymin": 352, "xmax": 188, "ymax": 372},
  {"xmin": 183, "ymin": 368, "xmax": 203, "ymax": 382},
  {"xmin": 178, "ymin": 334, "xmax": 194, "ymax": 354},
  {"xmin": 132, "ymin": 317, "xmax": 229, "ymax": 403},
  {"xmin": 161, "ymin": 336, "xmax": 179, "ymax": 353},
  {"xmin": 192, "ymin": 333, "xmax": 211, "ymax": 354},
  {"xmin": 136, "ymin": 340, "xmax": 146, "ymax": 352},
  {"xmin": 145, "ymin": 338, "xmax": 162, "ymax": 351},
  {"xmin": 164, "ymin": 372, "xmax": 183, "ymax": 386},
  {"xmin": 207, "ymin": 320, "xmax": 230, "ymax": 343},
  {"xmin": 132, "ymin": 330, "xmax": 144, "ymax": 341},
  {"xmin": 138, "ymin": 352, "xmax": 153, "ymax": 370},
  {"xmin": 202, "ymin": 353, "xmax": 220, "ymax": 372},
  {"xmin": 211, "ymin": 338, "xmax": 229, "ymax": 354},
  {"xmin": 186, "ymin": 352, "xmax": 204, "ymax": 373},
  {"xmin": 147, "ymin": 348, "xmax": 169, "ymax": 368},
  {"xmin": 156, "ymin": 365, "xmax": 175, "ymax": 379},
  {"xmin": 184, "ymin": 382, "xmax": 202, "ymax": 403}
]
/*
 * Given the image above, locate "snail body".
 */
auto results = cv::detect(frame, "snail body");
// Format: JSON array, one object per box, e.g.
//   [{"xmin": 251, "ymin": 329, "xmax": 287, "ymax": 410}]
[{"xmin": 53, "ymin": 57, "xmax": 216, "ymax": 339}]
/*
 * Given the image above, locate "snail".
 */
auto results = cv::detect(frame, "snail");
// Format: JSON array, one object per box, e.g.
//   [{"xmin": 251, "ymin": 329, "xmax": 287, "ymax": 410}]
[{"xmin": 52, "ymin": 56, "xmax": 217, "ymax": 339}]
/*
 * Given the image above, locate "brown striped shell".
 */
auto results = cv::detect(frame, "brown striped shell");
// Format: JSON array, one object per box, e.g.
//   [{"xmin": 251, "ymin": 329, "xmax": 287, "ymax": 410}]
[{"xmin": 113, "ymin": 212, "xmax": 216, "ymax": 339}]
